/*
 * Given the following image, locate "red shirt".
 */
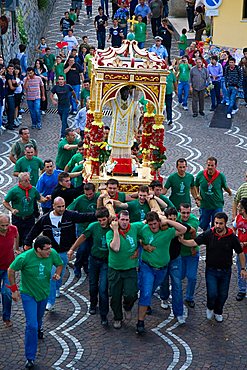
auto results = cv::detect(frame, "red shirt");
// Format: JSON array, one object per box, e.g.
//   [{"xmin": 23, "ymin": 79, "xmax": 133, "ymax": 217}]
[
  {"xmin": 0, "ymin": 225, "xmax": 18, "ymax": 270},
  {"xmin": 85, "ymin": 0, "xmax": 92, "ymax": 5},
  {"xmin": 235, "ymin": 214, "xmax": 247, "ymax": 253}
]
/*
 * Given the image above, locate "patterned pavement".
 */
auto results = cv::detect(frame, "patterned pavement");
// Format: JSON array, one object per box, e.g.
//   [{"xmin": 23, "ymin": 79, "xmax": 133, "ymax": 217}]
[{"xmin": 0, "ymin": 1, "xmax": 247, "ymax": 369}]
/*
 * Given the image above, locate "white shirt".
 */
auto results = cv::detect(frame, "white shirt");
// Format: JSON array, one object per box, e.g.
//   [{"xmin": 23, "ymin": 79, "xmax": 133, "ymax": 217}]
[
  {"xmin": 49, "ymin": 212, "xmax": 62, "ymax": 244},
  {"xmin": 63, "ymin": 35, "xmax": 79, "ymax": 51}
]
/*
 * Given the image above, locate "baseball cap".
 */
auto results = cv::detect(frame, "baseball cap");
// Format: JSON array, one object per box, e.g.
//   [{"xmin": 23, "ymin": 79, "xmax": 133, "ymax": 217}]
[{"xmin": 155, "ymin": 36, "xmax": 163, "ymax": 41}]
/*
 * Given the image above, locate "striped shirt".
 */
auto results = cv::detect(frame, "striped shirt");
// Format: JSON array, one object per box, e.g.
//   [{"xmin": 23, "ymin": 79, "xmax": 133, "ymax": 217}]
[
  {"xmin": 225, "ymin": 65, "xmax": 243, "ymax": 89},
  {"xmin": 23, "ymin": 75, "xmax": 44, "ymax": 100},
  {"xmin": 234, "ymin": 182, "xmax": 247, "ymax": 204}
]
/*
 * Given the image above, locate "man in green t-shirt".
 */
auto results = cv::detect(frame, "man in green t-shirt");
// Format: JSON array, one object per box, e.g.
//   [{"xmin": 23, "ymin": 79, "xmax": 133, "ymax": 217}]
[
  {"xmin": 195, "ymin": 156, "xmax": 232, "ymax": 231},
  {"xmin": 68, "ymin": 183, "xmax": 99, "ymax": 277},
  {"xmin": 149, "ymin": 180, "xmax": 175, "ymax": 209},
  {"xmin": 55, "ymin": 128, "xmax": 79, "ymax": 170},
  {"xmin": 13, "ymin": 144, "xmax": 44, "ymax": 186},
  {"xmin": 106, "ymin": 210, "xmax": 144, "ymax": 329},
  {"xmin": 64, "ymin": 141, "xmax": 84, "ymax": 173},
  {"xmin": 136, "ymin": 211, "xmax": 186, "ymax": 334},
  {"xmin": 9, "ymin": 127, "xmax": 38, "ymax": 164},
  {"xmin": 177, "ymin": 28, "xmax": 187, "ymax": 56},
  {"xmin": 134, "ymin": 15, "xmax": 147, "ymax": 49},
  {"xmin": 8, "ymin": 235, "xmax": 63, "ymax": 369},
  {"xmin": 80, "ymin": 79, "xmax": 90, "ymax": 107},
  {"xmin": 84, "ymin": 47, "xmax": 95, "ymax": 80},
  {"xmin": 68, "ymin": 207, "xmax": 110, "ymax": 326},
  {"xmin": 177, "ymin": 203, "xmax": 199, "ymax": 308},
  {"xmin": 164, "ymin": 69, "xmax": 177, "ymax": 125},
  {"xmin": 177, "ymin": 55, "xmax": 191, "ymax": 110},
  {"xmin": 163, "ymin": 157, "xmax": 199, "ymax": 209}
]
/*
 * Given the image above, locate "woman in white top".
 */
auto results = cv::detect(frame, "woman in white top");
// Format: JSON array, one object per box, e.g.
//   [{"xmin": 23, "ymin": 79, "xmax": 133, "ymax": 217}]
[{"xmin": 14, "ymin": 65, "xmax": 23, "ymax": 127}]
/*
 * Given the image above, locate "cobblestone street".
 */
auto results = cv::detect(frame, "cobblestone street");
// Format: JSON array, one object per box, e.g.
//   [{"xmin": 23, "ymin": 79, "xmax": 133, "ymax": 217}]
[{"xmin": 0, "ymin": 0, "xmax": 247, "ymax": 369}]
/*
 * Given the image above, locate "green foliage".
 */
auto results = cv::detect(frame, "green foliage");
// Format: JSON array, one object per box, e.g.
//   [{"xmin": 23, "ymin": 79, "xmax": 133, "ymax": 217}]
[
  {"xmin": 17, "ymin": 9, "xmax": 28, "ymax": 44},
  {"xmin": 38, "ymin": 0, "xmax": 49, "ymax": 10}
]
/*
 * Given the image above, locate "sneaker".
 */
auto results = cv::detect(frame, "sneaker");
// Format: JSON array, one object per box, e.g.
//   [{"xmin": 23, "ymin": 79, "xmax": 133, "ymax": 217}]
[
  {"xmin": 45, "ymin": 303, "xmax": 55, "ymax": 311},
  {"xmin": 227, "ymin": 113, "xmax": 231, "ymax": 119},
  {"xmin": 183, "ymin": 106, "xmax": 188, "ymax": 110},
  {"xmin": 199, "ymin": 111, "xmax": 205, "ymax": 116},
  {"xmin": 25, "ymin": 359, "xmax": 35, "ymax": 368},
  {"xmin": 19, "ymin": 108, "xmax": 25, "ymax": 113},
  {"xmin": 236, "ymin": 292, "xmax": 246, "ymax": 301},
  {"xmin": 177, "ymin": 316, "xmax": 186, "ymax": 325},
  {"xmin": 214, "ymin": 314, "xmax": 223, "ymax": 322},
  {"xmin": 232, "ymin": 108, "xmax": 239, "ymax": 115},
  {"xmin": 193, "ymin": 113, "xmax": 198, "ymax": 117},
  {"xmin": 226, "ymin": 102, "xmax": 229, "ymax": 106},
  {"xmin": 72, "ymin": 111, "xmax": 77, "ymax": 115},
  {"xmin": 146, "ymin": 306, "xmax": 152, "ymax": 315},
  {"xmin": 136, "ymin": 322, "xmax": 146, "ymax": 334},
  {"xmin": 89, "ymin": 306, "xmax": 96, "ymax": 315},
  {"xmin": 38, "ymin": 328, "xmax": 44, "ymax": 339},
  {"xmin": 184, "ymin": 299, "xmax": 195, "ymax": 308},
  {"xmin": 206, "ymin": 308, "xmax": 214, "ymax": 320},
  {"xmin": 161, "ymin": 300, "xmax": 169, "ymax": 309},
  {"xmin": 41, "ymin": 111, "xmax": 46, "ymax": 115},
  {"xmin": 113, "ymin": 320, "xmax": 122, "ymax": 329},
  {"xmin": 124, "ymin": 310, "xmax": 132, "ymax": 320},
  {"xmin": 3, "ymin": 319, "xmax": 13, "ymax": 328},
  {"xmin": 101, "ymin": 316, "xmax": 108, "ymax": 327},
  {"xmin": 56, "ymin": 290, "xmax": 60, "ymax": 298},
  {"xmin": 167, "ymin": 120, "xmax": 172, "ymax": 125}
]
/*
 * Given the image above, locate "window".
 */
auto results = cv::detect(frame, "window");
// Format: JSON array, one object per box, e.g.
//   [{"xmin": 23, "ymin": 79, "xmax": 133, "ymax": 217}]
[{"xmin": 243, "ymin": 0, "xmax": 247, "ymax": 19}]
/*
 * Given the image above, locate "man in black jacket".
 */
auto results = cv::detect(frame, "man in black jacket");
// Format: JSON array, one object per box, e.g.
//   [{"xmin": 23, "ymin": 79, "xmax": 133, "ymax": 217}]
[
  {"xmin": 179, "ymin": 212, "xmax": 247, "ymax": 323},
  {"xmin": 51, "ymin": 171, "xmax": 84, "ymax": 207},
  {"xmin": 24, "ymin": 196, "xmax": 96, "ymax": 311}
]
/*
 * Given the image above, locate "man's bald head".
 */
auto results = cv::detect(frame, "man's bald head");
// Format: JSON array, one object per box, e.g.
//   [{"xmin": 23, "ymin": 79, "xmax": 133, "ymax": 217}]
[{"xmin": 53, "ymin": 197, "xmax": 66, "ymax": 216}]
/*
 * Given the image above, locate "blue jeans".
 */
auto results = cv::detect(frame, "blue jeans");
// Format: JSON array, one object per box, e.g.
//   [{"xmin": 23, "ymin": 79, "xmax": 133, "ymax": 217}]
[
  {"xmin": 181, "ymin": 252, "xmax": 199, "ymax": 302},
  {"xmin": 0, "ymin": 270, "xmax": 12, "ymax": 321},
  {"xmin": 58, "ymin": 106, "xmax": 70, "ymax": 138},
  {"xmin": 199, "ymin": 207, "xmax": 223, "ymax": 231},
  {"xmin": 21, "ymin": 293, "xmax": 47, "ymax": 361},
  {"xmin": 186, "ymin": 6, "xmax": 195, "ymax": 30},
  {"xmin": 6, "ymin": 95, "xmax": 15, "ymax": 128},
  {"xmin": 62, "ymin": 30, "xmax": 69, "ymax": 37},
  {"xmin": 86, "ymin": 5, "xmax": 92, "ymax": 15},
  {"xmin": 74, "ymin": 236, "xmax": 92, "ymax": 276},
  {"xmin": 138, "ymin": 42, "xmax": 145, "ymax": 49},
  {"xmin": 220, "ymin": 77, "xmax": 229, "ymax": 104},
  {"xmin": 97, "ymin": 31, "xmax": 106, "ymax": 50},
  {"xmin": 160, "ymin": 256, "xmax": 183, "ymax": 317},
  {"xmin": 210, "ymin": 80, "xmax": 221, "ymax": 109},
  {"xmin": 179, "ymin": 49, "xmax": 185, "ymax": 56},
  {"xmin": 70, "ymin": 84, "xmax": 80, "ymax": 112},
  {"xmin": 178, "ymin": 81, "xmax": 189, "ymax": 107},
  {"xmin": 47, "ymin": 252, "xmax": 67, "ymax": 305},
  {"xmin": 0, "ymin": 103, "xmax": 3, "ymax": 128},
  {"xmin": 227, "ymin": 86, "xmax": 238, "ymax": 114},
  {"xmin": 243, "ymin": 75, "xmax": 247, "ymax": 103},
  {"xmin": 163, "ymin": 3, "xmax": 169, "ymax": 18},
  {"xmin": 27, "ymin": 99, "xmax": 41, "ymax": 129},
  {"xmin": 89, "ymin": 255, "xmax": 109, "ymax": 317},
  {"xmin": 139, "ymin": 261, "xmax": 167, "ymax": 307},
  {"xmin": 100, "ymin": 0, "xmax": 109, "ymax": 16},
  {"xmin": 236, "ymin": 253, "xmax": 247, "ymax": 293},
  {"xmin": 165, "ymin": 93, "xmax": 173, "ymax": 122},
  {"xmin": 206, "ymin": 267, "xmax": 231, "ymax": 315}
]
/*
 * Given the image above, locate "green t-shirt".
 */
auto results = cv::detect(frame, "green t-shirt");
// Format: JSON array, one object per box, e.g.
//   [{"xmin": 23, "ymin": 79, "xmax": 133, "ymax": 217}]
[
  {"xmin": 71, "ymin": 164, "xmax": 84, "ymax": 188},
  {"xmin": 66, "ymin": 152, "xmax": 84, "ymax": 171},
  {"xmin": 134, "ymin": 22, "xmax": 147, "ymax": 42},
  {"xmin": 69, "ymin": 13, "xmax": 77, "ymax": 22},
  {"xmin": 159, "ymin": 194, "xmax": 175, "ymax": 209},
  {"xmin": 127, "ymin": 200, "xmax": 150, "ymax": 223},
  {"xmin": 55, "ymin": 137, "xmax": 79, "ymax": 170},
  {"xmin": 195, "ymin": 171, "xmax": 228, "ymax": 210},
  {"xmin": 177, "ymin": 213, "xmax": 199, "ymax": 256},
  {"xmin": 68, "ymin": 192, "xmax": 99, "ymax": 232},
  {"xmin": 178, "ymin": 34, "xmax": 187, "ymax": 51},
  {"xmin": 84, "ymin": 221, "xmax": 110, "ymax": 259},
  {"xmin": 165, "ymin": 71, "xmax": 176, "ymax": 95},
  {"xmin": 140, "ymin": 224, "xmax": 176, "ymax": 268},
  {"xmin": 44, "ymin": 53, "xmax": 56, "ymax": 71},
  {"xmin": 164, "ymin": 172, "xmax": 195, "ymax": 210},
  {"xmin": 106, "ymin": 222, "xmax": 144, "ymax": 270},
  {"xmin": 55, "ymin": 63, "xmax": 65, "ymax": 80},
  {"xmin": 80, "ymin": 88, "xmax": 90, "ymax": 106},
  {"xmin": 84, "ymin": 54, "xmax": 93, "ymax": 78},
  {"xmin": 14, "ymin": 156, "xmax": 44, "ymax": 186},
  {"xmin": 114, "ymin": 191, "xmax": 127, "ymax": 214},
  {"xmin": 10, "ymin": 139, "xmax": 38, "ymax": 160},
  {"xmin": 9, "ymin": 248, "xmax": 63, "ymax": 301},
  {"xmin": 5, "ymin": 185, "xmax": 40, "ymax": 217},
  {"xmin": 178, "ymin": 63, "xmax": 191, "ymax": 82}
]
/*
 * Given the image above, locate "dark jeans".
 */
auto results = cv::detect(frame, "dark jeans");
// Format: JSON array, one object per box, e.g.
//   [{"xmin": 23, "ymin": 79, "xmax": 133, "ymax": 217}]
[
  {"xmin": 151, "ymin": 16, "xmax": 161, "ymax": 37},
  {"xmin": 186, "ymin": 6, "xmax": 195, "ymax": 30},
  {"xmin": 210, "ymin": 80, "xmax": 221, "ymax": 109},
  {"xmin": 108, "ymin": 267, "xmax": 138, "ymax": 321},
  {"xmin": 206, "ymin": 267, "xmax": 231, "ymax": 315},
  {"xmin": 86, "ymin": 5, "xmax": 92, "ymax": 15},
  {"xmin": 243, "ymin": 75, "xmax": 247, "ymax": 103},
  {"xmin": 97, "ymin": 31, "xmax": 106, "ymax": 50},
  {"xmin": 74, "ymin": 236, "xmax": 92, "ymax": 276},
  {"xmin": 112, "ymin": 2, "xmax": 118, "ymax": 18},
  {"xmin": 0, "ymin": 270, "xmax": 12, "ymax": 321},
  {"xmin": 27, "ymin": 99, "xmax": 41, "ymax": 129},
  {"xmin": 165, "ymin": 93, "xmax": 173, "ymax": 122},
  {"xmin": 6, "ymin": 95, "xmax": 15, "ymax": 128},
  {"xmin": 163, "ymin": 3, "xmax": 169, "ymax": 18},
  {"xmin": 89, "ymin": 255, "xmax": 109, "ymax": 317},
  {"xmin": 58, "ymin": 106, "xmax": 70, "ymax": 138},
  {"xmin": 101, "ymin": 0, "xmax": 109, "ymax": 16},
  {"xmin": 199, "ymin": 207, "xmax": 223, "ymax": 231},
  {"xmin": 12, "ymin": 214, "xmax": 35, "ymax": 248},
  {"xmin": 192, "ymin": 89, "xmax": 205, "ymax": 114}
]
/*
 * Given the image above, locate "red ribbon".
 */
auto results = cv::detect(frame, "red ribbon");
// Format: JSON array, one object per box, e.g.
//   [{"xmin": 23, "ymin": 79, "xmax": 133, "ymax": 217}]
[
  {"xmin": 203, "ymin": 169, "xmax": 220, "ymax": 185},
  {"xmin": 18, "ymin": 183, "xmax": 32, "ymax": 198}
]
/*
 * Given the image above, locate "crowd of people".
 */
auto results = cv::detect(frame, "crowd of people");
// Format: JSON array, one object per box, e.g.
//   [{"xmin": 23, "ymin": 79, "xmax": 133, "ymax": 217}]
[{"xmin": 1, "ymin": 1, "xmax": 247, "ymax": 369}]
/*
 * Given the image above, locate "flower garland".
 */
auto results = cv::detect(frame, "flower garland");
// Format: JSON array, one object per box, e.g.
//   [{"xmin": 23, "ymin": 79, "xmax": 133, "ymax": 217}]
[
  {"xmin": 83, "ymin": 101, "xmax": 95, "ymax": 158},
  {"xmin": 150, "ymin": 115, "xmax": 166, "ymax": 183},
  {"xmin": 89, "ymin": 112, "xmax": 104, "ymax": 176},
  {"xmin": 142, "ymin": 109, "xmax": 155, "ymax": 163}
]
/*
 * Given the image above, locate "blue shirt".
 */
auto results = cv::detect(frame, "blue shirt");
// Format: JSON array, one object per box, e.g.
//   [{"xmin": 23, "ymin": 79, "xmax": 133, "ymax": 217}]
[
  {"xmin": 207, "ymin": 62, "xmax": 223, "ymax": 82},
  {"xmin": 149, "ymin": 44, "xmax": 168, "ymax": 59},
  {"xmin": 36, "ymin": 170, "xmax": 62, "ymax": 209},
  {"xmin": 134, "ymin": 3, "xmax": 151, "ymax": 17},
  {"xmin": 73, "ymin": 107, "xmax": 87, "ymax": 131}
]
